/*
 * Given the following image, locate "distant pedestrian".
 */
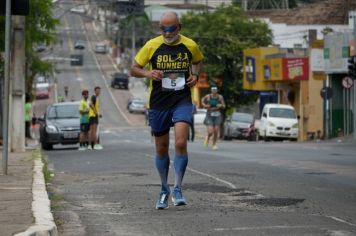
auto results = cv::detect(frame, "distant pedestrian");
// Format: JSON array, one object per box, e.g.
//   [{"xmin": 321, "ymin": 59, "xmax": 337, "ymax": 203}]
[
  {"xmin": 201, "ymin": 86, "xmax": 225, "ymax": 150},
  {"xmin": 64, "ymin": 85, "xmax": 69, "ymax": 97},
  {"xmin": 189, "ymin": 101, "xmax": 197, "ymax": 142},
  {"xmin": 78, "ymin": 90, "xmax": 90, "ymax": 151},
  {"xmin": 89, "ymin": 86, "xmax": 103, "ymax": 150},
  {"xmin": 130, "ymin": 11, "xmax": 203, "ymax": 209},
  {"xmin": 24, "ymin": 94, "xmax": 32, "ymax": 142}
]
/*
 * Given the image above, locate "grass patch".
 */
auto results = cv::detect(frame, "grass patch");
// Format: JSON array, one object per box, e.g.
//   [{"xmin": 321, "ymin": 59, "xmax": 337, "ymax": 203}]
[{"xmin": 33, "ymin": 149, "xmax": 64, "ymax": 226}]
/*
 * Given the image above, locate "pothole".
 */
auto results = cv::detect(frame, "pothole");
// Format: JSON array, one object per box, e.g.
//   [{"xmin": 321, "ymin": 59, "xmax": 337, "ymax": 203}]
[
  {"xmin": 240, "ymin": 197, "xmax": 305, "ymax": 207},
  {"xmin": 305, "ymin": 172, "xmax": 333, "ymax": 175}
]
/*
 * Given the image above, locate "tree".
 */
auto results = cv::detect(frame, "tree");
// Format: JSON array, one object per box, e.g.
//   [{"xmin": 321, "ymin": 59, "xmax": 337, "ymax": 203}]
[
  {"xmin": 181, "ymin": 6, "xmax": 272, "ymax": 111},
  {"xmin": 0, "ymin": 0, "xmax": 59, "ymax": 93}
]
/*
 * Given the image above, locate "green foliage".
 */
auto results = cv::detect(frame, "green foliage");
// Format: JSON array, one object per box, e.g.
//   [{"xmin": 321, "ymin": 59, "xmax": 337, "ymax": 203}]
[
  {"xmin": 181, "ymin": 6, "xmax": 272, "ymax": 110},
  {"xmin": 0, "ymin": 0, "xmax": 58, "ymax": 91},
  {"xmin": 25, "ymin": 0, "xmax": 59, "ymax": 91},
  {"xmin": 117, "ymin": 14, "xmax": 156, "ymax": 51}
]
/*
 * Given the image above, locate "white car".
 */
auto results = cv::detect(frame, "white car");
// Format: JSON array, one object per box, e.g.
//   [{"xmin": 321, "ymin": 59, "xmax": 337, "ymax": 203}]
[
  {"xmin": 94, "ymin": 42, "xmax": 107, "ymax": 54},
  {"xmin": 194, "ymin": 108, "xmax": 207, "ymax": 124},
  {"xmin": 258, "ymin": 103, "xmax": 299, "ymax": 141}
]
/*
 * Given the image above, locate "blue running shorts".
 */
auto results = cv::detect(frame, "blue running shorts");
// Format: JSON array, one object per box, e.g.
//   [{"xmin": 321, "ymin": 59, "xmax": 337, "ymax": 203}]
[{"xmin": 149, "ymin": 103, "xmax": 193, "ymax": 137}]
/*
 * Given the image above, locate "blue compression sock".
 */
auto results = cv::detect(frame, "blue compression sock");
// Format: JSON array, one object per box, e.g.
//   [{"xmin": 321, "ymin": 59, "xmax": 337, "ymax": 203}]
[
  {"xmin": 155, "ymin": 155, "xmax": 170, "ymax": 193},
  {"xmin": 173, "ymin": 155, "xmax": 188, "ymax": 190}
]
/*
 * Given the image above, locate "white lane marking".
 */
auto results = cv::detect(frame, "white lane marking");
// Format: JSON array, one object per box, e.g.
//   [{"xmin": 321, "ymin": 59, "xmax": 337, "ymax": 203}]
[
  {"xmin": 215, "ymin": 225, "xmax": 318, "ymax": 232},
  {"xmin": 144, "ymin": 154, "xmax": 237, "ymax": 189},
  {"xmin": 321, "ymin": 215, "xmax": 356, "ymax": 227},
  {"xmin": 83, "ymin": 22, "xmax": 132, "ymax": 125},
  {"xmin": 186, "ymin": 166, "xmax": 237, "ymax": 189}
]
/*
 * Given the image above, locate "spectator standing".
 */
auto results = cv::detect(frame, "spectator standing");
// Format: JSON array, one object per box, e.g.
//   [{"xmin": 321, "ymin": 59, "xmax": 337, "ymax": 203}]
[
  {"xmin": 78, "ymin": 90, "xmax": 90, "ymax": 150},
  {"xmin": 24, "ymin": 94, "xmax": 32, "ymax": 143},
  {"xmin": 89, "ymin": 86, "xmax": 103, "ymax": 150},
  {"xmin": 130, "ymin": 11, "xmax": 203, "ymax": 209}
]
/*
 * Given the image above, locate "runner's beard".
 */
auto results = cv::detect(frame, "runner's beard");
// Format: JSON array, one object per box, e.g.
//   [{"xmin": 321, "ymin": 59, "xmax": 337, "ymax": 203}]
[{"xmin": 164, "ymin": 34, "xmax": 179, "ymax": 44}]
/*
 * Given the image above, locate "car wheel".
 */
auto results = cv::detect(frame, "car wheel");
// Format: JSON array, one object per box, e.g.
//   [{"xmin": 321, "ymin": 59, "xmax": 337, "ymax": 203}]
[
  {"xmin": 249, "ymin": 133, "xmax": 257, "ymax": 142},
  {"xmin": 42, "ymin": 142, "xmax": 53, "ymax": 150},
  {"xmin": 223, "ymin": 129, "xmax": 231, "ymax": 140},
  {"xmin": 255, "ymin": 131, "xmax": 260, "ymax": 141},
  {"xmin": 263, "ymin": 131, "xmax": 270, "ymax": 142}
]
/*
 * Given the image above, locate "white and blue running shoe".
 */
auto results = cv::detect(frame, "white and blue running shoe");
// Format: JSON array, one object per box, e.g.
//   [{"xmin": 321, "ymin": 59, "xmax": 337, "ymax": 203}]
[
  {"xmin": 172, "ymin": 188, "xmax": 186, "ymax": 206},
  {"xmin": 155, "ymin": 192, "xmax": 170, "ymax": 210}
]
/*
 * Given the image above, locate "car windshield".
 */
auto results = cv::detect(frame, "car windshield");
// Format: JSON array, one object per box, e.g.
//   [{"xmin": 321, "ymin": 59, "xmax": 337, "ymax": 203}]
[
  {"xmin": 133, "ymin": 101, "xmax": 145, "ymax": 105},
  {"xmin": 47, "ymin": 105, "xmax": 80, "ymax": 119},
  {"xmin": 269, "ymin": 108, "xmax": 296, "ymax": 118},
  {"xmin": 231, "ymin": 113, "xmax": 253, "ymax": 123}
]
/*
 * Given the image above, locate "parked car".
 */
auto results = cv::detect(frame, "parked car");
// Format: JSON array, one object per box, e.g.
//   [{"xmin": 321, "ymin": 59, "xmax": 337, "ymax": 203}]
[
  {"xmin": 194, "ymin": 108, "xmax": 207, "ymax": 124},
  {"xmin": 127, "ymin": 97, "xmax": 143, "ymax": 109},
  {"xmin": 128, "ymin": 99, "xmax": 146, "ymax": 114},
  {"xmin": 111, "ymin": 73, "xmax": 129, "ymax": 89},
  {"xmin": 94, "ymin": 42, "xmax": 107, "ymax": 54},
  {"xmin": 37, "ymin": 101, "xmax": 81, "ymax": 150},
  {"xmin": 258, "ymin": 103, "xmax": 299, "ymax": 141},
  {"xmin": 223, "ymin": 112, "xmax": 256, "ymax": 141},
  {"xmin": 35, "ymin": 83, "xmax": 50, "ymax": 99},
  {"xmin": 70, "ymin": 6, "xmax": 86, "ymax": 14},
  {"xmin": 74, "ymin": 40, "xmax": 85, "ymax": 50}
]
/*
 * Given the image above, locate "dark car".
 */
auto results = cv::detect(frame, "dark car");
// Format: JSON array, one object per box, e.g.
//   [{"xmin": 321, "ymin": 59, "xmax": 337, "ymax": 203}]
[
  {"xmin": 37, "ymin": 102, "xmax": 80, "ymax": 150},
  {"xmin": 74, "ymin": 40, "xmax": 85, "ymax": 50},
  {"xmin": 111, "ymin": 73, "xmax": 129, "ymax": 89},
  {"xmin": 223, "ymin": 112, "xmax": 257, "ymax": 141}
]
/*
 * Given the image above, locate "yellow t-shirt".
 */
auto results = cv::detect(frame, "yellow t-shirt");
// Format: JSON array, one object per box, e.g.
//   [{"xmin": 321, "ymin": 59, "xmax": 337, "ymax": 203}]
[
  {"xmin": 135, "ymin": 34, "xmax": 204, "ymax": 110},
  {"xmin": 89, "ymin": 95, "xmax": 100, "ymax": 117}
]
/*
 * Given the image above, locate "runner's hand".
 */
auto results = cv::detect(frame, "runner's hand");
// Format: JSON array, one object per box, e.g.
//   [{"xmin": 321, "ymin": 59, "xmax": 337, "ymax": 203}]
[
  {"xmin": 150, "ymin": 70, "xmax": 163, "ymax": 81},
  {"xmin": 186, "ymin": 74, "xmax": 198, "ymax": 87}
]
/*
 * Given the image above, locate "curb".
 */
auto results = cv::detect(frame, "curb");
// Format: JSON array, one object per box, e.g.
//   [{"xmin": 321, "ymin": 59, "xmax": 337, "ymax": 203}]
[{"xmin": 15, "ymin": 155, "xmax": 58, "ymax": 236}]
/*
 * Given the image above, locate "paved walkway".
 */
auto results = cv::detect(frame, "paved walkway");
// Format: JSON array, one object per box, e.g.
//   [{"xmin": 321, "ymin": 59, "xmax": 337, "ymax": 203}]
[{"xmin": 0, "ymin": 141, "xmax": 57, "ymax": 236}]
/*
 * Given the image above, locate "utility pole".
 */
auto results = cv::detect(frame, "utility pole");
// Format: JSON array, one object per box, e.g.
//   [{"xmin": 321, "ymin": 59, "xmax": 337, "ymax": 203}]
[
  {"xmin": 2, "ymin": 0, "xmax": 11, "ymax": 174},
  {"xmin": 11, "ymin": 15, "xmax": 26, "ymax": 152},
  {"xmin": 353, "ymin": 17, "xmax": 356, "ymax": 140}
]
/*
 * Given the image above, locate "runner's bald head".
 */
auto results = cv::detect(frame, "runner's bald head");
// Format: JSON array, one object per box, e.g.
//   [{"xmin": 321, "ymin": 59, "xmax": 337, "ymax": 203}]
[{"xmin": 160, "ymin": 11, "xmax": 180, "ymax": 26}]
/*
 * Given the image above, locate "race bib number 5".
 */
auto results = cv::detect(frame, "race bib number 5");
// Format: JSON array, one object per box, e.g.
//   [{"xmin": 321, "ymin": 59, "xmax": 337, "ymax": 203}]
[{"xmin": 162, "ymin": 72, "xmax": 185, "ymax": 91}]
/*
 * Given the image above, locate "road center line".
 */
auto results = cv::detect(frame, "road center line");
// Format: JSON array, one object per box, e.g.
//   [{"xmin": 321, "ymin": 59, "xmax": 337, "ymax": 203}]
[
  {"xmin": 214, "ymin": 225, "xmax": 319, "ymax": 231},
  {"xmin": 83, "ymin": 21, "xmax": 132, "ymax": 125},
  {"xmin": 144, "ymin": 154, "xmax": 237, "ymax": 189}
]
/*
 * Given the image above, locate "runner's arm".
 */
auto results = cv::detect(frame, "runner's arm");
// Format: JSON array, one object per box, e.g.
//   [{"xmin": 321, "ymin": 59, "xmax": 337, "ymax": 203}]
[{"xmin": 130, "ymin": 61, "xmax": 163, "ymax": 81}]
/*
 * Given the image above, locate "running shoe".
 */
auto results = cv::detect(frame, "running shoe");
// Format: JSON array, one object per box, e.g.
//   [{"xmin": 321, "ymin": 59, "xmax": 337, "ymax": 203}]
[
  {"xmin": 93, "ymin": 144, "xmax": 103, "ymax": 150},
  {"xmin": 155, "ymin": 192, "xmax": 170, "ymax": 210},
  {"xmin": 78, "ymin": 146, "xmax": 86, "ymax": 151},
  {"xmin": 212, "ymin": 144, "xmax": 218, "ymax": 151},
  {"xmin": 203, "ymin": 136, "xmax": 209, "ymax": 147},
  {"xmin": 172, "ymin": 188, "xmax": 186, "ymax": 206},
  {"xmin": 87, "ymin": 145, "xmax": 92, "ymax": 150}
]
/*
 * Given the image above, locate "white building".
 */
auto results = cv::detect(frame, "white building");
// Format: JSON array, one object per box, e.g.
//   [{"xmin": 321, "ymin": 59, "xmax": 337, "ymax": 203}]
[{"xmin": 144, "ymin": 0, "xmax": 232, "ymax": 8}]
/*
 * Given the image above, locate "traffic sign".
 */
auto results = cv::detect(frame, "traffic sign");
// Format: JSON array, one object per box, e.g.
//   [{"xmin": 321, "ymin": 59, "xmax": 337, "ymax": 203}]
[
  {"xmin": 320, "ymin": 87, "xmax": 333, "ymax": 100},
  {"xmin": 342, "ymin": 76, "xmax": 354, "ymax": 89}
]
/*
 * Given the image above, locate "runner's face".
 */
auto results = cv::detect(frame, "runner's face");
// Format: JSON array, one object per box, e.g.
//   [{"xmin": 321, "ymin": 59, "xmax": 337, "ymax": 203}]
[
  {"xmin": 160, "ymin": 24, "xmax": 180, "ymax": 44},
  {"xmin": 95, "ymin": 88, "xmax": 101, "ymax": 96}
]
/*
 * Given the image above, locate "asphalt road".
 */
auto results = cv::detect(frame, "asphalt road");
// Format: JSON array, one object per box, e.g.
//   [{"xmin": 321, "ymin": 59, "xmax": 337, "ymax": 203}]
[{"xmin": 38, "ymin": 6, "xmax": 356, "ymax": 236}]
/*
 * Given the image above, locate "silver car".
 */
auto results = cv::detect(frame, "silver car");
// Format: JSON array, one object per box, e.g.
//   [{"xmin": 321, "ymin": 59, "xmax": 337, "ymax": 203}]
[
  {"xmin": 223, "ymin": 112, "xmax": 256, "ymax": 141},
  {"xmin": 128, "ymin": 100, "xmax": 146, "ymax": 114}
]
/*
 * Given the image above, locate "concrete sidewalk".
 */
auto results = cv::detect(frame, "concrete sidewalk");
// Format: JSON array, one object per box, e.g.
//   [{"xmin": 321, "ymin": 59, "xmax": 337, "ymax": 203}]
[{"xmin": 0, "ymin": 143, "xmax": 57, "ymax": 236}]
